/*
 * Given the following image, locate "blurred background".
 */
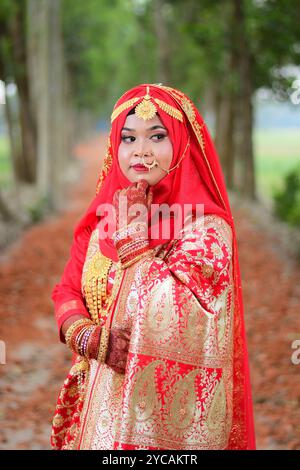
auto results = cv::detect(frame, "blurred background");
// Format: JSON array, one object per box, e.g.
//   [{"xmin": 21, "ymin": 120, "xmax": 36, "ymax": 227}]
[{"xmin": 0, "ymin": 0, "xmax": 299, "ymax": 450}]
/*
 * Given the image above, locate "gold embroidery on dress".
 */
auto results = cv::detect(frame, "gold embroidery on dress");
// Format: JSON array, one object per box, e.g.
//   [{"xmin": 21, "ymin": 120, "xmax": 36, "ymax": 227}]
[
  {"xmin": 76, "ymin": 214, "xmax": 235, "ymax": 450},
  {"xmin": 76, "ymin": 361, "xmax": 125, "ymax": 449},
  {"xmin": 206, "ymin": 378, "xmax": 228, "ymax": 443},
  {"xmin": 167, "ymin": 370, "xmax": 200, "ymax": 431},
  {"xmin": 56, "ymin": 299, "xmax": 84, "ymax": 321},
  {"xmin": 130, "ymin": 360, "xmax": 164, "ymax": 423}
]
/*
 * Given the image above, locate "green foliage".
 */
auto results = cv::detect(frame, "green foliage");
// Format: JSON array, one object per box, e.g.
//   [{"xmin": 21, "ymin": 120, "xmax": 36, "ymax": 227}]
[
  {"xmin": 248, "ymin": 0, "xmax": 300, "ymax": 93},
  {"xmin": 60, "ymin": 0, "xmax": 300, "ymax": 114},
  {"xmin": 0, "ymin": 136, "xmax": 12, "ymax": 189},
  {"xmin": 273, "ymin": 165, "xmax": 300, "ymax": 227},
  {"xmin": 62, "ymin": 0, "xmax": 157, "ymax": 116},
  {"xmin": 0, "ymin": 0, "xmax": 14, "ymax": 22}
]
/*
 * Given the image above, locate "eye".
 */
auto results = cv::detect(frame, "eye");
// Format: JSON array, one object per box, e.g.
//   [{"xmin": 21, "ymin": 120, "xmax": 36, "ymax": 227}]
[
  {"xmin": 120, "ymin": 133, "xmax": 166, "ymax": 143},
  {"xmin": 151, "ymin": 133, "xmax": 166, "ymax": 141},
  {"xmin": 121, "ymin": 135, "xmax": 135, "ymax": 143}
]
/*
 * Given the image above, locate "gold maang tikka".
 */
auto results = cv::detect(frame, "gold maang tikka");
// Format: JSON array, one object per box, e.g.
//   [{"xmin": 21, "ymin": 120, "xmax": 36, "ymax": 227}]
[{"xmin": 111, "ymin": 86, "xmax": 183, "ymax": 123}]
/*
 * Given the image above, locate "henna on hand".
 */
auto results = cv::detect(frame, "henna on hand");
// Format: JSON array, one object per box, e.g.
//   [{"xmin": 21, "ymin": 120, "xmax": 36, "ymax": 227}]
[
  {"xmin": 113, "ymin": 180, "xmax": 153, "ymax": 230},
  {"xmin": 105, "ymin": 328, "xmax": 131, "ymax": 374}
]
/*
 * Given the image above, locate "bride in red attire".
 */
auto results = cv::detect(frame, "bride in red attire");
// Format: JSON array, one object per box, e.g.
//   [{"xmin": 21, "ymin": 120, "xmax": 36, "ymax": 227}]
[{"xmin": 50, "ymin": 83, "xmax": 256, "ymax": 450}]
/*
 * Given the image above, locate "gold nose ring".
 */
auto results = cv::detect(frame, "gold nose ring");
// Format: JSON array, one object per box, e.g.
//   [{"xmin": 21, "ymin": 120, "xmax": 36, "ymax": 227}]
[{"xmin": 141, "ymin": 154, "xmax": 158, "ymax": 170}]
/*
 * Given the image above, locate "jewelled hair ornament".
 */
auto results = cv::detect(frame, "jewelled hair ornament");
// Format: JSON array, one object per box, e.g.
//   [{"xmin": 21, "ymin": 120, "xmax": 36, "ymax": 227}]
[{"xmin": 111, "ymin": 86, "xmax": 183, "ymax": 123}]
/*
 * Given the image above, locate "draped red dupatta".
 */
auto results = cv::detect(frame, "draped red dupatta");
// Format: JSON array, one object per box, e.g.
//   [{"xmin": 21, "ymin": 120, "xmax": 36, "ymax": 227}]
[{"xmin": 52, "ymin": 84, "xmax": 256, "ymax": 450}]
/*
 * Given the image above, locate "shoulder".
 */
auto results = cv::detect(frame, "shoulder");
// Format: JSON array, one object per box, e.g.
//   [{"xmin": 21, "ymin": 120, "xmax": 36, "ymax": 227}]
[
  {"xmin": 175, "ymin": 213, "xmax": 233, "ymax": 258},
  {"xmin": 195, "ymin": 214, "xmax": 232, "ymax": 253}
]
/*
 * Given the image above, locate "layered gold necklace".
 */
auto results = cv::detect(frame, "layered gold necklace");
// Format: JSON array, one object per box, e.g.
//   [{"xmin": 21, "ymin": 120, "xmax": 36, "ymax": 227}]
[{"xmin": 83, "ymin": 252, "xmax": 123, "ymax": 325}]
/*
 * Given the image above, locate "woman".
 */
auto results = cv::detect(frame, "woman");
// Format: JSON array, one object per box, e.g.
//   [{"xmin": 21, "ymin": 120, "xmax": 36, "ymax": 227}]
[{"xmin": 50, "ymin": 83, "xmax": 256, "ymax": 450}]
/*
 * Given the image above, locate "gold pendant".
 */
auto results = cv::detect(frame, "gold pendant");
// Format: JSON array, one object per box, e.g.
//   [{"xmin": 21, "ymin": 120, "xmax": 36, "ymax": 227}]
[
  {"xmin": 135, "ymin": 99, "xmax": 157, "ymax": 121},
  {"xmin": 87, "ymin": 252, "xmax": 112, "ymax": 284}
]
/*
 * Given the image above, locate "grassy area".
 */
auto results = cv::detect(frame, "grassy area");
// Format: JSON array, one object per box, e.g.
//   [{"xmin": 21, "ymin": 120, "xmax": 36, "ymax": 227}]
[
  {"xmin": 254, "ymin": 128, "xmax": 300, "ymax": 200},
  {"xmin": 0, "ymin": 135, "xmax": 12, "ymax": 188}
]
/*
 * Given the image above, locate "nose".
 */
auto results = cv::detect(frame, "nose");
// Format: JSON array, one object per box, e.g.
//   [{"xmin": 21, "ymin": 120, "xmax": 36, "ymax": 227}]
[{"xmin": 133, "ymin": 140, "xmax": 153, "ymax": 157}]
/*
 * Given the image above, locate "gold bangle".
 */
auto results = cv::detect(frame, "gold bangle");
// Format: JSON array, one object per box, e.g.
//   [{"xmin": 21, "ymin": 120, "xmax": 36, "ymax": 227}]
[
  {"xmin": 65, "ymin": 319, "xmax": 91, "ymax": 347},
  {"xmin": 97, "ymin": 326, "xmax": 110, "ymax": 363},
  {"xmin": 65, "ymin": 318, "xmax": 92, "ymax": 348}
]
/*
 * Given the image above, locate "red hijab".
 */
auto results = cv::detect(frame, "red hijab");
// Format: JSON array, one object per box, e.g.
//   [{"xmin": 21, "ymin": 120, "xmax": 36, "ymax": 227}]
[
  {"xmin": 74, "ymin": 84, "xmax": 231, "ymax": 262},
  {"xmin": 73, "ymin": 83, "xmax": 256, "ymax": 449}
]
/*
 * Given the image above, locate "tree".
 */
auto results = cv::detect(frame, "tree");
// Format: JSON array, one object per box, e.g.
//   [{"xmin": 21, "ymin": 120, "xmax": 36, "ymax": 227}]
[
  {"xmin": 27, "ymin": 0, "xmax": 69, "ymax": 209},
  {"xmin": 171, "ymin": 0, "xmax": 300, "ymax": 200},
  {"xmin": 0, "ymin": 0, "xmax": 37, "ymax": 184}
]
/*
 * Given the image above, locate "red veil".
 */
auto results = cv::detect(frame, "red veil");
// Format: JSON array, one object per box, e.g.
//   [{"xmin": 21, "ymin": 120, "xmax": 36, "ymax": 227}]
[{"xmin": 57, "ymin": 84, "xmax": 256, "ymax": 449}]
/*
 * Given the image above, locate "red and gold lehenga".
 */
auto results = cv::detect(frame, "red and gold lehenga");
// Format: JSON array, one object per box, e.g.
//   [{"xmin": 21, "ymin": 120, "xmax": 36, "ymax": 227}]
[{"xmin": 50, "ymin": 84, "xmax": 256, "ymax": 450}]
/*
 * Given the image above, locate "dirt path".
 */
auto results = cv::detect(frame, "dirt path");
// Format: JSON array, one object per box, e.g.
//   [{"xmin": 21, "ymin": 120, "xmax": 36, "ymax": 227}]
[
  {"xmin": 0, "ymin": 134, "xmax": 299, "ymax": 449},
  {"xmin": 0, "ymin": 134, "xmax": 106, "ymax": 449}
]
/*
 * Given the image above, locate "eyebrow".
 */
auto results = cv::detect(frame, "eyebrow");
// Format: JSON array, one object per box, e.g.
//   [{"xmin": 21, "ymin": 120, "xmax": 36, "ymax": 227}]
[{"xmin": 121, "ymin": 125, "xmax": 167, "ymax": 132}]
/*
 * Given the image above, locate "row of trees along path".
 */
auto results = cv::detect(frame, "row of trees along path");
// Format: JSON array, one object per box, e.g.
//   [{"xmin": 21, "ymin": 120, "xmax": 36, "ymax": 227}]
[{"xmin": 0, "ymin": 134, "xmax": 299, "ymax": 449}]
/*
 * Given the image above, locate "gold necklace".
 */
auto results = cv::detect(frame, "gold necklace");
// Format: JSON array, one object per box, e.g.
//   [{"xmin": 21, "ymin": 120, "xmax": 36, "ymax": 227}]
[{"xmin": 84, "ymin": 252, "xmax": 123, "ymax": 325}]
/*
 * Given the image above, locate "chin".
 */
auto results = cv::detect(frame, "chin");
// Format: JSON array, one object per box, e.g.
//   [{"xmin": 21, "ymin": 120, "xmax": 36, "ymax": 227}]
[{"xmin": 134, "ymin": 174, "xmax": 159, "ymax": 185}]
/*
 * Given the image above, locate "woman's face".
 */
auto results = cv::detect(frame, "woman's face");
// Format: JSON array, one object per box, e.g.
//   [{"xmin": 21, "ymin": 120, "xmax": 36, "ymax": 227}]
[{"xmin": 118, "ymin": 113, "xmax": 173, "ymax": 185}]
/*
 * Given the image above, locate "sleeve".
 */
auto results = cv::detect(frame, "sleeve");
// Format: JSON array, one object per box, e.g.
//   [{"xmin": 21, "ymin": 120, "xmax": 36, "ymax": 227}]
[{"xmin": 51, "ymin": 226, "xmax": 92, "ymax": 343}]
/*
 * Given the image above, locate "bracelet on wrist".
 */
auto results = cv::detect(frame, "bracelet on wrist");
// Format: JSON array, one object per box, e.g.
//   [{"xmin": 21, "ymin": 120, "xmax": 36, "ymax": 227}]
[
  {"xmin": 87, "ymin": 326, "xmax": 102, "ymax": 359},
  {"xmin": 97, "ymin": 326, "xmax": 110, "ymax": 363},
  {"xmin": 120, "ymin": 248, "xmax": 154, "ymax": 270},
  {"xmin": 65, "ymin": 318, "xmax": 93, "ymax": 349}
]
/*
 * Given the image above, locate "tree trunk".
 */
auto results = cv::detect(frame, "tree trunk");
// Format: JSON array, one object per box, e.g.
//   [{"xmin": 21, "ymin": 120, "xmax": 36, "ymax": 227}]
[
  {"xmin": 233, "ymin": 0, "xmax": 256, "ymax": 199},
  {"xmin": 27, "ymin": 0, "xmax": 67, "ymax": 209},
  {"xmin": 4, "ymin": 84, "xmax": 24, "ymax": 183},
  {"xmin": 0, "ymin": 189, "xmax": 15, "ymax": 222},
  {"xmin": 214, "ymin": 4, "xmax": 241, "ymax": 191},
  {"xmin": 0, "ymin": 39, "xmax": 25, "ymax": 186},
  {"xmin": 9, "ymin": 1, "xmax": 37, "ymax": 183}
]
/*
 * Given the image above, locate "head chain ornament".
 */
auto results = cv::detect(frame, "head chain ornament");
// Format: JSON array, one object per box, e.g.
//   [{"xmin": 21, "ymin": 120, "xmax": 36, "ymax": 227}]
[{"xmin": 111, "ymin": 86, "xmax": 183, "ymax": 123}]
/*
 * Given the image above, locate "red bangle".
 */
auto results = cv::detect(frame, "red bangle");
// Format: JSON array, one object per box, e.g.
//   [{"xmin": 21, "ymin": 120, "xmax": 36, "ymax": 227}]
[
  {"xmin": 115, "ymin": 236, "xmax": 133, "ymax": 251},
  {"xmin": 87, "ymin": 326, "xmax": 102, "ymax": 359},
  {"xmin": 121, "ymin": 246, "xmax": 149, "ymax": 264},
  {"xmin": 70, "ymin": 324, "xmax": 87, "ymax": 353}
]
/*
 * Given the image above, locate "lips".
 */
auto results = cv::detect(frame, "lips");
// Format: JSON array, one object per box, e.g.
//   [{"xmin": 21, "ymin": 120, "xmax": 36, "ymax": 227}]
[{"xmin": 131, "ymin": 164, "xmax": 149, "ymax": 172}]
